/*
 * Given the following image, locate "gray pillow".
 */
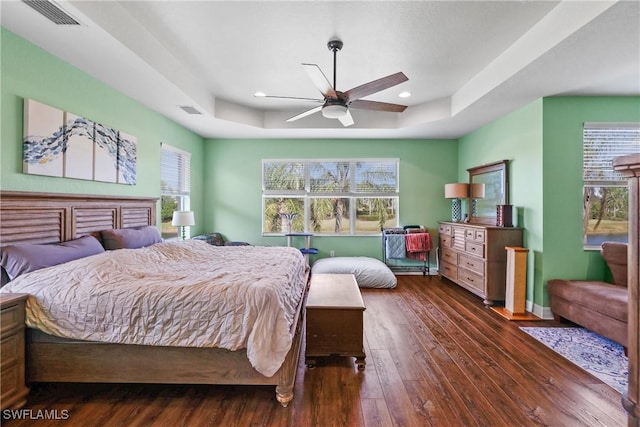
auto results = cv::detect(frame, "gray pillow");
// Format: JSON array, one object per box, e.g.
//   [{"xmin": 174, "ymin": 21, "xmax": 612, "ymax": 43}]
[
  {"xmin": 1, "ymin": 235, "xmax": 105, "ymax": 280},
  {"xmin": 101, "ymin": 226, "xmax": 162, "ymax": 250}
]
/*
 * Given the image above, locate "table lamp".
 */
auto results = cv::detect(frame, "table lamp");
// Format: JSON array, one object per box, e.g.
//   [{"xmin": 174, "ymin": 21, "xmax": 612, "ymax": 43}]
[
  {"xmin": 171, "ymin": 211, "xmax": 195, "ymax": 240},
  {"xmin": 444, "ymin": 183, "xmax": 469, "ymax": 222}
]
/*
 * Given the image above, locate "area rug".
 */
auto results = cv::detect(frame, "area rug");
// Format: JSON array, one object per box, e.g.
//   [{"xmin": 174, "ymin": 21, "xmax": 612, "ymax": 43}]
[{"xmin": 520, "ymin": 327, "xmax": 628, "ymax": 394}]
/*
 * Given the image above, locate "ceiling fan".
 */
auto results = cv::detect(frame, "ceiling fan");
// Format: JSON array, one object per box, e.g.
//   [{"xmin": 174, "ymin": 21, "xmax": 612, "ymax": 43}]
[{"xmin": 257, "ymin": 40, "xmax": 409, "ymax": 127}]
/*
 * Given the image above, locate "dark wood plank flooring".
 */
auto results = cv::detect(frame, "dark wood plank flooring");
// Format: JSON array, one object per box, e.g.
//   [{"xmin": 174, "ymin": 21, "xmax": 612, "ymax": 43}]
[{"xmin": 3, "ymin": 275, "xmax": 627, "ymax": 426}]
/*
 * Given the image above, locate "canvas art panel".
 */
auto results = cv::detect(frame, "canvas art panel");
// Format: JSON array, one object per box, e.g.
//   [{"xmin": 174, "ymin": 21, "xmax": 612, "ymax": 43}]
[
  {"xmin": 117, "ymin": 131, "xmax": 137, "ymax": 185},
  {"xmin": 23, "ymin": 99, "xmax": 65, "ymax": 177},
  {"xmin": 23, "ymin": 99, "xmax": 136, "ymax": 185},
  {"xmin": 64, "ymin": 112, "xmax": 95, "ymax": 181},
  {"xmin": 93, "ymin": 122, "xmax": 119, "ymax": 183}
]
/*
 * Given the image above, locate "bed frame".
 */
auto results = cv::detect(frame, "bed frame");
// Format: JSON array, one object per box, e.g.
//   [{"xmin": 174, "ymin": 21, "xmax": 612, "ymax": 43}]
[{"xmin": 0, "ymin": 191, "xmax": 307, "ymax": 406}]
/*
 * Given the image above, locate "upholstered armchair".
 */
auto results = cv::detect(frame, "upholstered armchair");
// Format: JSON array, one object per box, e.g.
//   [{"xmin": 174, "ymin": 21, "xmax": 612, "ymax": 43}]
[{"xmin": 547, "ymin": 242, "xmax": 628, "ymax": 348}]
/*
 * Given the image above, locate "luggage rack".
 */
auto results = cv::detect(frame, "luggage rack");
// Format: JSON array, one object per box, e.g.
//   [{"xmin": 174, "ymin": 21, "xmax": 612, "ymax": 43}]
[{"xmin": 381, "ymin": 226, "xmax": 431, "ymax": 276}]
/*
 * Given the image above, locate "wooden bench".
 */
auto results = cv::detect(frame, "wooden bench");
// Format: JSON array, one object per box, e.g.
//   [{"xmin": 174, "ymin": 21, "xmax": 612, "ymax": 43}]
[{"xmin": 305, "ymin": 274, "xmax": 366, "ymax": 370}]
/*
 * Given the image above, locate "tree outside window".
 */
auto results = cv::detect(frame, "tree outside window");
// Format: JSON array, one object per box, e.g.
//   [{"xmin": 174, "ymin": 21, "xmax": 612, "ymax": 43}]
[
  {"xmin": 583, "ymin": 124, "xmax": 639, "ymax": 248},
  {"xmin": 263, "ymin": 159, "xmax": 399, "ymax": 235}
]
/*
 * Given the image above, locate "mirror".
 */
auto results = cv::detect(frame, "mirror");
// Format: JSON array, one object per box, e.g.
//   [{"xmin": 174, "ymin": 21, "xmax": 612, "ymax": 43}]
[{"xmin": 468, "ymin": 160, "xmax": 508, "ymax": 225}]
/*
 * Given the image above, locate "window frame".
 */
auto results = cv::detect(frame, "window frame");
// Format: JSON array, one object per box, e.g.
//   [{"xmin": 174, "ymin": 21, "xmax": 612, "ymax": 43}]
[
  {"xmin": 582, "ymin": 122, "xmax": 640, "ymax": 249},
  {"xmin": 262, "ymin": 158, "xmax": 400, "ymax": 236},
  {"xmin": 160, "ymin": 143, "xmax": 192, "ymax": 240}
]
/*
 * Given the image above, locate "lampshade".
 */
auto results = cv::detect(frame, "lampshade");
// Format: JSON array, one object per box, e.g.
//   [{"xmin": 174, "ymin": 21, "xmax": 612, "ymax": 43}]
[
  {"xmin": 322, "ymin": 104, "xmax": 348, "ymax": 119},
  {"xmin": 444, "ymin": 183, "xmax": 469, "ymax": 199},
  {"xmin": 471, "ymin": 183, "xmax": 485, "ymax": 198},
  {"xmin": 171, "ymin": 211, "xmax": 195, "ymax": 227}
]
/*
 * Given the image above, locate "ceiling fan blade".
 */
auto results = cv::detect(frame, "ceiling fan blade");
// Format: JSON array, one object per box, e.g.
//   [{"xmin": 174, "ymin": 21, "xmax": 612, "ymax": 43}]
[
  {"xmin": 302, "ymin": 63, "xmax": 337, "ymax": 98},
  {"xmin": 258, "ymin": 95, "xmax": 324, "ymax": 103},
  {"xmin": 343, "ymin": 72, "xmax": 408, "ymax": 102},
  {"xmin": 286, "ymin": 105, "xmax": 323, "ymax": 122},
  {"xmin": 349, "ymin": 99, "xmax": 407, "ymax": 113},
  {"xmin": 338, "ymin": 110, "xmax": 354, "ymax": 127}
]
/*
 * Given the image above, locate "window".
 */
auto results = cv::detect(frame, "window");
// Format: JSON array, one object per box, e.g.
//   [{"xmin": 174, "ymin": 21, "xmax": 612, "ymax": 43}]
[
  {"xmin": 583, "ymin": 123, "xmax": 640, "ymax": 248},
  {"xmin": 160, "ymin": 143, "xmax": 191, "ymax": 240},
  {"xmin": 262, "ymin": 159, "xmax": 399, "ymax": 235}
]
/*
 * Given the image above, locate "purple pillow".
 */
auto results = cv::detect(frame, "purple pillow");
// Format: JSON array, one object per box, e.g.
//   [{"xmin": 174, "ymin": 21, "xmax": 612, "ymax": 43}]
[
  {"xmin": 1, "ymin": 235, "xmax": 105, "ymax": 280},
  {"xmin": 101, "ymin": 226, "xmax": 162, "ymax": 250}
]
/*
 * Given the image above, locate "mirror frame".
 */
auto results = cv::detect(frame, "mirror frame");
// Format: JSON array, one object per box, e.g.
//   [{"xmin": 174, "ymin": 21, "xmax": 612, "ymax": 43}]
[{"xmin": 467, "ymin": 160, "xmax": 509, "ymax": 225}]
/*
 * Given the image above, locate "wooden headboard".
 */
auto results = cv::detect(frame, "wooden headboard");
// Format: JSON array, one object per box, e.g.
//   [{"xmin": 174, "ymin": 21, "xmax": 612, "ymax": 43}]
[{"xmin": 0, "ymin": 191, "xmax": 158, "ymax": 247}]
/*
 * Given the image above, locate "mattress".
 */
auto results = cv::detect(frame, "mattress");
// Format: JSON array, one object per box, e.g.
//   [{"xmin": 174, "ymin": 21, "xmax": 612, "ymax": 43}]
[{"xmin": 0, "ymin": 240, "xmax": 308, "ymax": 377}]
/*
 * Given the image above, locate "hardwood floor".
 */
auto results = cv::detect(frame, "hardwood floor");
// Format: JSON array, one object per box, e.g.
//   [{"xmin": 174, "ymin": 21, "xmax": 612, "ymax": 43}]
[{"xmin": 3, "ymin": 275, "xmax": 627, "ymax": 426}]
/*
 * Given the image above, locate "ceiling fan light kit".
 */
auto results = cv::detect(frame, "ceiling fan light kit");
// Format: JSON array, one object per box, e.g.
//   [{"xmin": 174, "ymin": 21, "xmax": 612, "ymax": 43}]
[
  {"xmin": 260, "ymin": 39, "xmax": 408, "ymax": 127},
  {"xmin": 322, "ymin": 103, "xmax": 348, "ymax": 119}
]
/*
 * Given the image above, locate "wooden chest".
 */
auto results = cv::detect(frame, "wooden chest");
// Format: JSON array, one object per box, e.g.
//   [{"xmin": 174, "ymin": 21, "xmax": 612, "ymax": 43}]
[{"xmin": 305, "ymin": 274, "xmax": 366, "ymax": 370}]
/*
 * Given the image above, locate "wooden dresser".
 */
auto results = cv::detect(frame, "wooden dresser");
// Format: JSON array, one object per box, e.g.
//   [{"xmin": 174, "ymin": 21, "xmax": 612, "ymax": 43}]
[
  {"xmin": 1, "ymin": 293, "xmax": 29, "ymax": 410},
  {"xmin": 438, "ymin": 222, "xmax": 523, "ymax": 306}
]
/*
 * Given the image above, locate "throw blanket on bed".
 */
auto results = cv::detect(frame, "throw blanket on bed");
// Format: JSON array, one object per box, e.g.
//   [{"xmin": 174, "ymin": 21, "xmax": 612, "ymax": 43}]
[
  {"xmin": 0, "ymin": 240, "xmax": 308, "ymax": 377},
  {"xmin": 405, "ymin": 233, "xmax": 431, "ymax": 261}
]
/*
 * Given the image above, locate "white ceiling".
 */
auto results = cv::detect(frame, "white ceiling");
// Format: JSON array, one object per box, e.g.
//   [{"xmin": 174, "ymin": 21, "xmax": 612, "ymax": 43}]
[{"xmin": 2, "ymin": 0, "xmax": 639, "ymax": 140}]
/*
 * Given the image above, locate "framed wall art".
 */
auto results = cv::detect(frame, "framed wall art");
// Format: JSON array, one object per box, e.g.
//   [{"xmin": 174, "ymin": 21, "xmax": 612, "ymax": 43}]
[{"xmin": 23, "ymin": 98, "xmax": 137, "ymax": 185}]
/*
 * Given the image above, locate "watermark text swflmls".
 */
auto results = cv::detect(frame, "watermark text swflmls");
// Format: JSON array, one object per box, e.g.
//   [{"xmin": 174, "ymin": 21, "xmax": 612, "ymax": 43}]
[{"xmin": 2, "ymin": 408, "xmax": 70, "ymax": 420}]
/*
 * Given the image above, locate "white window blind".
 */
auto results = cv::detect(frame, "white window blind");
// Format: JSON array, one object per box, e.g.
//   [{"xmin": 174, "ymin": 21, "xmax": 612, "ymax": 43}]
[
  {"xmin": 583, "ymin": 123, "xmax": 640, "ymax": 185},
  {"xmin": 161, "ymin": 143, "xmax": 191, "ymax": 196}
]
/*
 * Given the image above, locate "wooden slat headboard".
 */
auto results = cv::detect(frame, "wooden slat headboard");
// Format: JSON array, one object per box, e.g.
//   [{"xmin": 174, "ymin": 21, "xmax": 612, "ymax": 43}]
[{"xmin": 0, "ymin": 191, "xmax": 158, "ymax": 247}]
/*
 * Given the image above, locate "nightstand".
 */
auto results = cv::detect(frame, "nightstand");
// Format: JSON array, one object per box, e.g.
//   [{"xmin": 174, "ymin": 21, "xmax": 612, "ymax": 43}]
[{"xmin": 1, "ymin": 293, "xmax": 29, "ymax": 410}]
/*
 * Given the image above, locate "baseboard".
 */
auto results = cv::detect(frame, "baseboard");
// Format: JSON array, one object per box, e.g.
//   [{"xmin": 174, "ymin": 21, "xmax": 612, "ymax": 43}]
[{"xmin": 526, "ymin": 300, "xmax": 554, "ymax": 320}]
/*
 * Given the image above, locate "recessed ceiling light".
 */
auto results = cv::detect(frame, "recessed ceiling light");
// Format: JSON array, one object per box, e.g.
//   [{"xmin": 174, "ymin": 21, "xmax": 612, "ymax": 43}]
[
  {"xmin": 399, "ymin": 91, "xmax": 411, "ymax": 98},
  {"xmin": 254, "ymin": 92, "xmax": 266, "ymax": 97}
]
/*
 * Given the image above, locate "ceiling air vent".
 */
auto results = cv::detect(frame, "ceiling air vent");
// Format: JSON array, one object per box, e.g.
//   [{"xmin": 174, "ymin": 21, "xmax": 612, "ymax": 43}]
[
  {"xmin": 22, "ymin": 0, "xmax": 81, "ymax": 25},
  {"xmin": 179, "ymin": 106, "xmax": 202, "ymax": 115}
]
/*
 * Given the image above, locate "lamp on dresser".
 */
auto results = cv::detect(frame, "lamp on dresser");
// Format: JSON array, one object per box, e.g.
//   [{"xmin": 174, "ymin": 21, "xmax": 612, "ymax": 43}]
[
  {"xmin": 171, "ymin": 211, "xmax": 195, "ymax": 240},
  {"xmin": 444, "ymin": 183, "xmax": 469, "ymax": 222}
]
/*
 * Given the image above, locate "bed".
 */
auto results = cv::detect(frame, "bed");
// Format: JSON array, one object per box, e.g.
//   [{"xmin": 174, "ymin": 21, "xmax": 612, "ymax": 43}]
[{"xmin": 0, "ymin": 191, "xmax": 309, "ymax": 406}]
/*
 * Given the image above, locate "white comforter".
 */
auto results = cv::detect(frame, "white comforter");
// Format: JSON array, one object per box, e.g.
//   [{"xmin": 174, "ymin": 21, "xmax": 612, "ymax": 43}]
[{"xmin": 0, "ymin": 240, "xmax": 308, "ymax": 377}]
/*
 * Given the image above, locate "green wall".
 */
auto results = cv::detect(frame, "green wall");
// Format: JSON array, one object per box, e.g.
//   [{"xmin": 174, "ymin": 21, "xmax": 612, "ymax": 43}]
[
  {"xmin": 541, "ymin": 97, "xmax": 640, "ymax": 299},
  {"xmin": 458, "ymin": 96, "xmax": 640, "ymax": 313},
  {"xmin": 0, "ymin": 28, "xmax": 206, "ymax": 232},
  {"xmin": 459, "ymin": 101, "xmax": 544, "ymax": 307},
  {"xmin": 203, "ymin": 138, "xmax": 458, "ymax": 259}
]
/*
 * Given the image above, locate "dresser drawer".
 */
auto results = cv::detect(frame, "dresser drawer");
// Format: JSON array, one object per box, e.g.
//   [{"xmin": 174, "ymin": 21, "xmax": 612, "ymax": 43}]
[
  {"xmin": 0, "ymin": 304, "xmax": 24, "ymax": 335},
  {"xmin": 473, "ymin": 229, "xmax": 486, "ymax": 243},
  {"xmin": 1, "ymin": 334, "xmax": 21, "ymax": 369},
  {"xmin": 440, "ymin": 234, "xmax": 452, "ymax": 248},
  {"xmin": 465, "ymin": 241, "xmax": 485, "ymax": 258},
  {"xmin": 439, "ymin": 261, "xmax": 457, "ymax": 280},
  {"xmin": 458, "ymin": 254, "xmax": 485, "ymax": 276},
  {"xmin": 458, "ymin": 268, "xmax": 485, "ymax": 293},
  {"xmin": 1, "ymin": 364, "xmax": 20, "ymax": 404},
  {"xmin": 439, "ymin": 223, "xmax": 452, "ymax": 235},
  {"xmin": 440, "ymin": 247, "xmax": 458, "ymax": 265},
  {"xmin": 452, "ymin": 228, "xmax": 466, "ymax": 251}
]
